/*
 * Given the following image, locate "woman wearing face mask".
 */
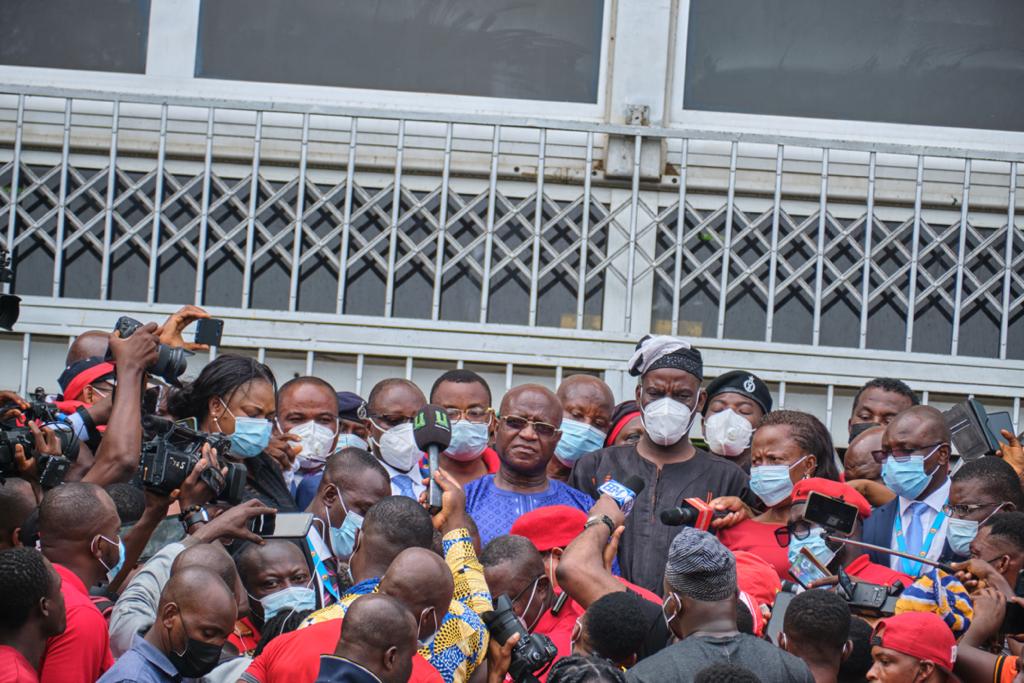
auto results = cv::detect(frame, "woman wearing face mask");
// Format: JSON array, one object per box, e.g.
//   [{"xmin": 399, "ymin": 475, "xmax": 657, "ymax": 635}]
[
  {"xmin": 717, "ymin": 410, "xmax": 841, "ymax": 581},
  {"xmin": 166, "ymin": 354, "xmax": 298, "ymax": 512},
  {"xmin": 781, "ymin": 478, "xmax": 914, "ymax": 588},
  {"xmin": 700, "ymin": 371, "xmax": 772, "ymax": 474}
]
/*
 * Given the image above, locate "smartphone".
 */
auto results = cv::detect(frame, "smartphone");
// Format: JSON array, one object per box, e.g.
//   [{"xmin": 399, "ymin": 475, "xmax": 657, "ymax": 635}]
[
  {"xmin": 1003, "ymin": 601, "xmax": 1024, "ymax": 635},
  {"xmin": 263, "ymin": 512, "xmax": 313, "ymax": 539},
  {"xmin": 988, "ymin": 411, "xmax": 1016, "ymax": 449},
  {"xmin": 789, "ymin": 546, "xmax": 833, "ymax": 589},
  {"xmin": 802, "ymin": 491, "xmax": 858, "ymax": 535},
  {"xmin": 194, "ymin": 318, "xmax": 224, "ymax": 347},
  {"xmin": 766, "ymin": 590, "xmax": 795, "ymax": 644}
]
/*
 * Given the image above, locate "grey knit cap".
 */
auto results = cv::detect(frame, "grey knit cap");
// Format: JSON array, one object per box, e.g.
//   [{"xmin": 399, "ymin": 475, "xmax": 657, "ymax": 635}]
[{"xmin": 664, "ymin": 527, "xmax": 737, "ymax": 602}]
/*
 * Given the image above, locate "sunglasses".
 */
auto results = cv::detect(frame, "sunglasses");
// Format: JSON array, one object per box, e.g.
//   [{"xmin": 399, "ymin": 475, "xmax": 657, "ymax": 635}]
[{"xmin": 501, "ymin": 415, "xmax": 560, "ymax": 439}]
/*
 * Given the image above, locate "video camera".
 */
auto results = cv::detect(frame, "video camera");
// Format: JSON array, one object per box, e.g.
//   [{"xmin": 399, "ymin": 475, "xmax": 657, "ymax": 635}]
[
  {"xmin": 138, "ymin": 417, "xmax": 245, "ymax": 504},
  {"xmin": 482, "ymin": 594, "xmax": 557, "ymax": 683},
  {"xmin": 0, "ymin": 398, "xmax": 80, "ymax": 489},
  {"xmin": 106, "ymin": 316, "xmax": 189, "ymax": 386}
]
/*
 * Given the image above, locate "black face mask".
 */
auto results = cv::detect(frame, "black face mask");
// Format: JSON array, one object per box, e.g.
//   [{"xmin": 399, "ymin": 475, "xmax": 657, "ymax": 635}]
[
  {"xmin": 848, "ymin": 421, "xmax": 878, "ymax": 441},
  {"xmin": 167, "ymin": 613, "xmax": 223, "ymax": 678}
]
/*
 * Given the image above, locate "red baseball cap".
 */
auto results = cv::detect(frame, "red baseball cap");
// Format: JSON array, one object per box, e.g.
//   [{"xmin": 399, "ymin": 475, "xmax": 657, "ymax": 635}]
[
  {"xmin": 872, "ymin": 612, "xmax": 959, "ymax": 681},
  {"xmin": 792, "ymin": 477, "xmax": 872, "ymax": 519},
  {"xmin": 510, "ymin": 506, "xmax": 588, "ymax": 552}
]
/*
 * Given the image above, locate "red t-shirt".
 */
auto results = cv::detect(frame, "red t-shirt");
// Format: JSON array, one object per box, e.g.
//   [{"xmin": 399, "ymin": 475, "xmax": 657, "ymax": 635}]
[
  {"xmin": 844, "ymin": 554, "xmax": 914, "ymax": 588},
  {"xmin": 0, "ymin": 646, "xmax": 39, "ymax": 683},
  {"xmin": 39, "ymin": 565, "xmax": 113, "ymax": 683},
  {"xmin": 717, "ymin": 519, "xmax": 790, "ymax": 581},
  {"xmin": 242, "ymin": 619, "xmax": 442, "ymax": 683}
]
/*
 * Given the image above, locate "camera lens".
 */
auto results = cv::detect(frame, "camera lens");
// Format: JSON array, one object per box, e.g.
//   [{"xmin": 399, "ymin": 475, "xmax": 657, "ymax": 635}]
[{"xmin": 151, "ymin": 345, "xmax": 188, "ymax": 385}]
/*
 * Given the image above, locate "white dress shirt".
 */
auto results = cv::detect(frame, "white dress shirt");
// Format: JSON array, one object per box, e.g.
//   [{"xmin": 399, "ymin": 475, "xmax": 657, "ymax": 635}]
[{"xmin": 891, "ymin": 477, "xmax": 951, "ymax": 574}]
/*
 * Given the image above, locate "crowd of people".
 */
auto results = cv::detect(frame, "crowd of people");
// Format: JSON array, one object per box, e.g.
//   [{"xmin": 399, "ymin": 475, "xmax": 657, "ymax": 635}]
[{"xmin": 2, "ymin": 304, "xmax": 1024, "ymax": 683}]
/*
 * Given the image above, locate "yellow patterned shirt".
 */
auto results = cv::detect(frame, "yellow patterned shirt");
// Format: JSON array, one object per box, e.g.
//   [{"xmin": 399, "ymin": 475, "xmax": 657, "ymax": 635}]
[{"xmin": 301, "ymin": 528, "xmax": 490, "ymax": 683}]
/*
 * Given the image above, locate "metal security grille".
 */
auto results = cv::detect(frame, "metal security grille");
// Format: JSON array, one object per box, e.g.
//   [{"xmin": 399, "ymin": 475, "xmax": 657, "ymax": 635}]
[{"xmin": 1, "ymin": 87, "xmax": 1023, "ymax": 440}]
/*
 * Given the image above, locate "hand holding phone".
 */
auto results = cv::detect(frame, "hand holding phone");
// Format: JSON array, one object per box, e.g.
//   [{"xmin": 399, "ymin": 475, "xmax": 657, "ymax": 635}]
[{"xmin": 194, "ymin": 318, "xmax": 224, "ymax": 347}]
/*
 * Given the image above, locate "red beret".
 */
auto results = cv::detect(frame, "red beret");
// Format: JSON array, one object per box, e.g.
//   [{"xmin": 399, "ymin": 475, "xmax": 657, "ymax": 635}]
[
  {"xmin": 509, "ymin": 505, "xmax": 589, "ymax": 552},
  {"xmin": 792, "ymin": 477, "xmax": 872, "ymax": 519}
]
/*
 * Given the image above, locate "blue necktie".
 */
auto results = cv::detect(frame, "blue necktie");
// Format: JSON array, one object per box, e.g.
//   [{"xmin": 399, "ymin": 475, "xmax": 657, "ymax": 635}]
[
  {"xmin": 905, "ymin": 501, "xmax": 929, "ymax": 560},
  {"xmin": 392, "ymin": 474, "xmax": 415, "ymax": 499}
]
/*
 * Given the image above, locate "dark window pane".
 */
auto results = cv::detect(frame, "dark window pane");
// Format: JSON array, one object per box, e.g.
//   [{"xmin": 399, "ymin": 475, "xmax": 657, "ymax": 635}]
[
  {"xmin": 197, "ymin": 0, "xmax": 603, "ymax": 103},
  {"xmin": 0, "ymin": 0, "xmax": 149, "ymax": 74},
  {"xmin": 685, "ymin": 0, "xmax": 1024, "ymax": 132}
]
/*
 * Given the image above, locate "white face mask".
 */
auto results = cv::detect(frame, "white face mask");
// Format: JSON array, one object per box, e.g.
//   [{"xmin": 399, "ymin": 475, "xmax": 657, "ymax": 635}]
[
  {"xmin": 704, "ymin": 408, "xmax": 754, "ymax": 457},
  {"xmin": 287, "ymin": 420, "xmax": 338, "ymax": 468},
  {"xmin": 642, "ymin": 396, "xmax": 698, "ymax": 446},
  {"xmin": 372, "ymin": 422, "xmax": 421, "ymax": 472}
]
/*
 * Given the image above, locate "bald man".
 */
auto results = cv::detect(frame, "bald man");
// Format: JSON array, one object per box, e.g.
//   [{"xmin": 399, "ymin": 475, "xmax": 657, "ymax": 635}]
[
  {"xmin": 65, "ymin": 331, "xmax": 111, "ymax": 365},
  {"xmin": 377, "ymin": 547, "xmax": 455, "ymax": 647},
  {"xmin": 861, "ymin": 406, "xmax": 957, "ymax": 575},
  {"xmin": 37, "ymin": 483, "xmax": 120, "ymax": 683},
  {"xmin": 464, "ymin": 384, "xmax": 596, "ymax": 545},
  {"xmin": 362, "ymin": 379, "xmax": 428, "ymax": 499},
  {"xmin": 100, "ymin": 566, "xmax": 236, "ymax": 681},
  {"xmin": 844, "ymin": 425, "xmax": 884, "ymax": 484},
  {"xmin": 0, "ymin": 477, "xmax": 36, "ymax": 550},
  {"xmin": 547, "ymin": 375, "xmax": 615, "ymax": 482},
  {"xmin": 316, "ymin": 594, "xmax": 418, "ymax": 683}
]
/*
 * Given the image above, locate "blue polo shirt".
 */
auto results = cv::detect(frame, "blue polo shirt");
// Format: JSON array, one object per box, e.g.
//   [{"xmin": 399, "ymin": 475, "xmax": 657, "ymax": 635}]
[{"xmin": 97, "ymin": 634, "xmax": 186, "ymax": 683}]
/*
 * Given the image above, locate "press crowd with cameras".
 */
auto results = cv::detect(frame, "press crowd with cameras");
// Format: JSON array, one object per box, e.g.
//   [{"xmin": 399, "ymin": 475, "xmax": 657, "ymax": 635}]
[{"xmin": 4, "ymin": 302, "xmax": 1024, "ymax": 683}]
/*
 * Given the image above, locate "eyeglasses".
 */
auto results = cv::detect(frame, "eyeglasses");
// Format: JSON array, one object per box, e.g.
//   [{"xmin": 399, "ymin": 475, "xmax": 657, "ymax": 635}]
[
  {"xmin": 870, "ymin": 442, "xmax": 945, "ymax": 464},
  {"xmin": 774, "ymin": 520, "xmax": 816, "ymax": 548},
  {"xmin": 943, "ymin": 501, "xmax": 1003, "ymax": 518},
  {"xmin": 500, "ymin": 415, "xmax": 560, "ymax": 439},
  {"xmin": 445, "ymin": 407, "xmax": 494, "ymax": 424},
  {"xmin": 512, "ymin": 574, "xmax": 543, "ymax": 606}
]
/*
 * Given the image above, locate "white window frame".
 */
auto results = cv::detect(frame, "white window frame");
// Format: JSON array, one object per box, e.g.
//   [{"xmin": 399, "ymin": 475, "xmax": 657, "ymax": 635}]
[
  {"xmin": 0, "ymin": 0, "xmax": 613, "ymax": 124},
  {"xmin": 668, "ymin": 0, "xmax": 1024, "ymax": 157}
]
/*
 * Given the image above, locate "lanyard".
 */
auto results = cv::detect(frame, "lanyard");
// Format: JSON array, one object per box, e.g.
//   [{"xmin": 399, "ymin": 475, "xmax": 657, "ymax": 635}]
[{"xmin": 894, "ymin": 506, "xmax": 946, "ymax": 576}]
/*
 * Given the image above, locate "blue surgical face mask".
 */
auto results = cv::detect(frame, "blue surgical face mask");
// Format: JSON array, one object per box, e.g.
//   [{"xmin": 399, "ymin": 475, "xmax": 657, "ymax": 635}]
[
  {"xmin": 259, "ymin": 584, "xmax": 316, "ymax": 621},
  {"xmin": 750, "ymin": 456, "xmax": 807, "ymax": 507},
  {"xmin": 96, "ymin": 534, "xmax": 125, "ymax": 584},
  {"xmin": 220, "ymin": 399, "xmax": 272, "ymax": 458},
  {"xmin": 946, "ymin": 504, "xmax": 1004, "ymax": 555},
  {"xmin": 788, "ymin": 527, "xmax": 836, "ymax": 568},
  {"xmin": 326, "ymin": 486, "xmax": 363, "ymax": 559},
  {"xmin": 554, "ymin": 418, "xmax": 606, "ymax": 466},
  {"xmin": 881, "ymin": 449, "xmax": 940, "ymax": 500},
  {"xmin": 334, "ymin": 433, "xmax": 369, "ymax": 453},
  {"xmin": 445, "ymin": 421, "xmax": 489, "ymax": 462}
]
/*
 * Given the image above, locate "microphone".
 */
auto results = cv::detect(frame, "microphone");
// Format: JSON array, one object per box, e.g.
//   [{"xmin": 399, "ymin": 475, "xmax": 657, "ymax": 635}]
[
  {"xmin": 412, "ymin": 404, "xmax": 452, "ymax": 515},
  {"xmin": 597, "ymin": 475, "xmax": 646, "ymax": 515},
  {"xmin": 659, "ymin": 498, "xmax": 729, "ymax": 531}
]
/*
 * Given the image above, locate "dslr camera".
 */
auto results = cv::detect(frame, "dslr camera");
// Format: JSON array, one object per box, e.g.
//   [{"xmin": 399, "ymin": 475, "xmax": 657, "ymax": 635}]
[
  {"xmin": 482, "ymin": 594, "xmax": 557, "ymax": 683},
  {"xmin": 106, "ymin": 316, "xmax": 189, "ymax": 386},
  {"xmin": 138, "ymin": 417, "xmax": 245, "ymax": 504},
  {"xmin": 0, "ymin": 399, "xmax": 80, "ymax": 489}
]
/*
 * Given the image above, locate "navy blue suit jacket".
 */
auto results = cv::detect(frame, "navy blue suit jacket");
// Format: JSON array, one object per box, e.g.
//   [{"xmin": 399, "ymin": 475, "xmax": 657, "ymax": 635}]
[{"xmin": 861, "ymin": 498, "xmax": 962, "ymax": 568}]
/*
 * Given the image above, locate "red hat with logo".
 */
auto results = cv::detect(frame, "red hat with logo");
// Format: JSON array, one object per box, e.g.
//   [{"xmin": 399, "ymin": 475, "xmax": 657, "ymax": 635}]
[
  {"xmin": 510, "ymin": 506, "xmax": 589, "ymax": 552},
  {"xmin": 871, "ymin": 612, "xmax": 959, "ymax": 681},
  {"xmin": 792, "ymin": 477, "xmax": 872, "ymax": 519}
]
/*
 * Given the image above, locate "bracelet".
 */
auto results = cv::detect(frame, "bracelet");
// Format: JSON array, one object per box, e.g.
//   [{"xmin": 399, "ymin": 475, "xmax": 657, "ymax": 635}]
[
  {"xmin": 584, "ymin": 514, "xmax": 616, "ymax": 535},
  {"xmin": 177, "ymin": 504, "xmax": 203, "ymax": 522}
]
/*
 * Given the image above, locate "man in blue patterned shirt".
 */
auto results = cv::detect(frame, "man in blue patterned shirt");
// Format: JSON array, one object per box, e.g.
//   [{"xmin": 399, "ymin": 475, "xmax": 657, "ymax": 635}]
[{"xmin": 465, "ymin": 384, "xmax": 594, "ymax": 545}]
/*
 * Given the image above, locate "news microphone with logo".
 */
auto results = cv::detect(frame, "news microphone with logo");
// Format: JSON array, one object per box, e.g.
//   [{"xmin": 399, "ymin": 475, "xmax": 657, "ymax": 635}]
[
  {"xmin": 413, "ymin": 404, "xmax": 452, "ymax": 515},
  {"xmin": 659, "ymin": 499, "xmax": 729, "ymax": 531},
  {"xmin": 597, "ymin": 475, "xmax": 646, "ymax": 515}
]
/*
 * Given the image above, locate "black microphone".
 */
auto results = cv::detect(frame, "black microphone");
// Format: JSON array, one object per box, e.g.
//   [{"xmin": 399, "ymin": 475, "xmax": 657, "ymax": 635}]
[
  {"xmin": 659, "ymin": 499, "xmax": 729, "ymax": 530},
  {"xmin": 412, "ymin": 404, "xmax": 452, "ymax": 515}
]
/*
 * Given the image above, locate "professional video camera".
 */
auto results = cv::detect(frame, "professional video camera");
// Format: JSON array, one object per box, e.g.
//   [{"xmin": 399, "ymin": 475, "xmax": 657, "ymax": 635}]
[
  {"xmin": 482, "ymin": 594, "xmax": 558, "ymax": 683},
  {"xmin": 138, "ymin": 416, "xmax": 245, "ymax": 504},
  {"xmin": 106, "ymin": 316, "xmax": 189, "ymax": 386},
  {"xmin": 0, "ymin": 398, "xmax": 81, "ymax": 488}
]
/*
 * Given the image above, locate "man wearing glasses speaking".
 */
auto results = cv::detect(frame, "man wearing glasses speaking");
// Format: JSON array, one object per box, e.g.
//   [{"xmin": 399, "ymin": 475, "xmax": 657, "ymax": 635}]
[
  {"xmin": 464, "ymin": 384, "xmax": 595, "ymax": 545},
  {"xmin": 861, "ymin": 406, "xmax": 959, "ymax": 576}
]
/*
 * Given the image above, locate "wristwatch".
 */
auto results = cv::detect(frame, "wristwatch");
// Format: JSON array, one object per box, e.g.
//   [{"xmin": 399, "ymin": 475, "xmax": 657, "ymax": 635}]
[
  {"xmin": 178, "ymin": 506, "xmax": 210, "ymax": 533},
  {"xmin": 584, "ymin": 514, "xmax": 616, "ymax": 535}
]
